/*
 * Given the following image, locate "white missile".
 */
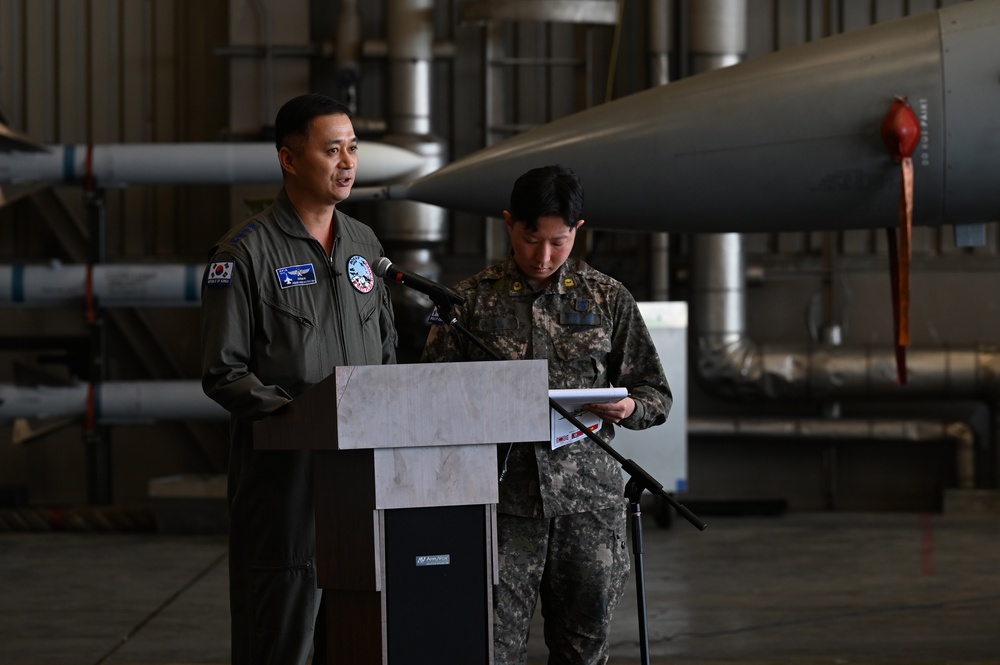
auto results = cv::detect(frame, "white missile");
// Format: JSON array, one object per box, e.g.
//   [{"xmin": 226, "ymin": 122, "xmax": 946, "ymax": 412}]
[
  {"xmin": 0, "ymin": 141, "xmax": 425, "ymax": 187},
  {"xmin": 0, "ymin": 381, "xmax": 227, "ymax": 423},
  {"xmin": 0, "ymin": 263, "xmax": 204, "ymax": 307}
]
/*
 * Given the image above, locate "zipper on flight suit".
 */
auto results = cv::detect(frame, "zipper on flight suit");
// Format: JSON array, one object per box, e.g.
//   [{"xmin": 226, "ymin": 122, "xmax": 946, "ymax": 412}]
[{"xmin": 328, "ymin": 234, "xmax": 349, "ymax": 361}]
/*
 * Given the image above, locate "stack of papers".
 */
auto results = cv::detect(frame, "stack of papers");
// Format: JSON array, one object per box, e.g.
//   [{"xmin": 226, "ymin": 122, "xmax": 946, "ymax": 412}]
[{"xmin": 548, "ymin": 387, "xmax": 628, "ymax": 449}]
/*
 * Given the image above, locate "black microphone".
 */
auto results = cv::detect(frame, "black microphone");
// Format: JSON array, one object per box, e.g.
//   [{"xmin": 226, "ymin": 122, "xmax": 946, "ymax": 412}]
[{"xmin": 374, "ymin": 257, "xmax": 466, "ymax": 306}]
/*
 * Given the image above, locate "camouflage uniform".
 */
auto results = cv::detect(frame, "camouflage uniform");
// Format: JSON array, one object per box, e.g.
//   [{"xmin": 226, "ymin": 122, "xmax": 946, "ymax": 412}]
[{"xmin": 422, "ymin": 257, "xmax": 671, "ymax": 665}]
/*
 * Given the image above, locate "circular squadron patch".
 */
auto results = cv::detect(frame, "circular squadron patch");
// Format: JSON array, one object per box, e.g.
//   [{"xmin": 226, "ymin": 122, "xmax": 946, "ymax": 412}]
[{"xmin": 347, "ymin": 255, "xmax": 375, "ymax": 293}]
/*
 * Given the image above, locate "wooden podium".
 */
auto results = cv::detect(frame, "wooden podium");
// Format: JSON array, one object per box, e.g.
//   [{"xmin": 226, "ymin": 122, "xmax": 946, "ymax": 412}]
[{"xmin": 254, "ymin": 359, "xmax": 549, "ymax": 665}]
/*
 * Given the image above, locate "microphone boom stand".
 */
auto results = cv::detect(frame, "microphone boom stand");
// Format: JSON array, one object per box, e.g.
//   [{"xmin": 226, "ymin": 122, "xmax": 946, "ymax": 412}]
[{"xmin": 432, "ymin": 299, "xmax": 707, "ymax": 665}]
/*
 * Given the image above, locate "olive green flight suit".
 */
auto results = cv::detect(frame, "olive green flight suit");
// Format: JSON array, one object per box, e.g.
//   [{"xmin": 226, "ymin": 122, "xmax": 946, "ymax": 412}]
[{"xmin": 202, "ymin": 188, "xmax": 396, "ymax": 665}]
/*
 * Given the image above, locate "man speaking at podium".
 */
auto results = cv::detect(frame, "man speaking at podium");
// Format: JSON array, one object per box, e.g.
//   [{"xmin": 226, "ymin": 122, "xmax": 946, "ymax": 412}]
[
  {"xmin": 201, "ymin": 94, "xmax": 397, "ymax": 665},
  {"xmin": 421, "ymin": 165, "xmax": 671, "ymax": 665}
]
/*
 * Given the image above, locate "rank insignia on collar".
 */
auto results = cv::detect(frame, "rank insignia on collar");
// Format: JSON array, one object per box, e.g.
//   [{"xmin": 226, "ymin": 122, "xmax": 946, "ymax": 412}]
[
  {"xmin": 512, "ymin": 280, "xmax": 524, "ymax": 291},
  {"xmin": 347, "ymin": 255, "xmax": 375, "ymax": 293},
  {"xmin": 563, "ymin": 277, "xmax": 575, "ymax": 287}
]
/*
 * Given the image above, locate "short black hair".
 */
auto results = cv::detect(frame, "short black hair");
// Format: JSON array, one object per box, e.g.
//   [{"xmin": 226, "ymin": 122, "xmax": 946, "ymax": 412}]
[
  {"xmin": 274, "ymin": 94, "xmax": 352, "ymax": 151},
  {"xmin": 508, "ymin": 165, "xmax": 584, "ymax": 231}
]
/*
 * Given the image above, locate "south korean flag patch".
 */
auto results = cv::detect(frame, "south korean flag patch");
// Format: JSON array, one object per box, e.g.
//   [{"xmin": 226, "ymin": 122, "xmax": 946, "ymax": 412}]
[
  {"xmin": 206, "ymin": 261, "xmax": 234, "ymax": 286},
  {"xmin": 347, "ymin": 255, "xmax": 375, "ymax": 294}
]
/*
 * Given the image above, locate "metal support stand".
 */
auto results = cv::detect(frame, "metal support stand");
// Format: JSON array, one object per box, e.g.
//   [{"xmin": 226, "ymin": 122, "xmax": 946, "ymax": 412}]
[
  {"xmin": 626, "ymin": 477, "xmax": 651, "ymax": 665},
  {"xmin": 84, "ymin": 187, "xmax": 112, "ymax": 505}
]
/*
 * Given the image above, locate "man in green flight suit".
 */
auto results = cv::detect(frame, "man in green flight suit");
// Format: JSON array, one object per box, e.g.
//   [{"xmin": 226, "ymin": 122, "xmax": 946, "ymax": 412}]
[{"xmin": 201, "ymin": 94, "xmax": 397, "ymax": 665}]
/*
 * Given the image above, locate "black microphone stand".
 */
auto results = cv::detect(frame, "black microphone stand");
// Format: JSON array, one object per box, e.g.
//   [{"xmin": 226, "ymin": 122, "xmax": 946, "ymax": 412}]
[{"xmin": 430, "ymin": 297, "xmax": 707, "ymax": 665}]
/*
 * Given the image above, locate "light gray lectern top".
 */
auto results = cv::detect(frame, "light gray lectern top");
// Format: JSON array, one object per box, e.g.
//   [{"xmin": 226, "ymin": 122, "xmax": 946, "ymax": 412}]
[{"xmin": 255, "ymin": 359, "xmax": 550, "ymax": 452}]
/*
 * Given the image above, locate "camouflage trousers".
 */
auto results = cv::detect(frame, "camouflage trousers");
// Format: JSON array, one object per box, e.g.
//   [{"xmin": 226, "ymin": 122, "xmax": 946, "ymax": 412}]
[{"xmin": 493, "ymin": 505, "xmax": 631, "ymax": 665}]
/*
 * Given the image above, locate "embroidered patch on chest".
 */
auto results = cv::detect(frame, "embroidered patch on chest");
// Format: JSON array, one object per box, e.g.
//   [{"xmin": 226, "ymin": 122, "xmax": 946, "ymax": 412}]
[
  {"xmin": 206, "ymin": 261, "xmax": 234, "ymax": 286},
  {"xmin": 275, "ymin": 263, "xmax": 317, "ymax": 289},
  {"xmin": 477, "ymin": 316, "xmax": 519, "ymax": 331},
  {"xmin": 347, "ymin": 255, "xmax": 375, "ymax": 293},
  {"xmin": 561, "ymin": 298, "xmax": 600, "ymax": 326}
]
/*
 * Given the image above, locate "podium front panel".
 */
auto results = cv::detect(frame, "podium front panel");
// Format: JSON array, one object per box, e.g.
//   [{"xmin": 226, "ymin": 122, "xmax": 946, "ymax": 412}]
[
  {"xmin": 254, "ymin": 358, "xmax": 549, "ymax": 452},
  {"xmin": 372, "ymin": 444, "xmax": 498, "ymax": 509},
  {"xmin": 383, "ymin": 505, "xmax": 491, "ymax": 664},
  {"xmin": 313, "ymin": 444, "xmax": 499, "ymax": 591}
]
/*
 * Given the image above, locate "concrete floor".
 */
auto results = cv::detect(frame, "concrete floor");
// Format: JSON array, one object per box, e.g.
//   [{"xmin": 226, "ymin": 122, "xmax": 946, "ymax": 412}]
[{"xmin": 2, "ymin": 510, "xmax": 999, "ymax": 665}]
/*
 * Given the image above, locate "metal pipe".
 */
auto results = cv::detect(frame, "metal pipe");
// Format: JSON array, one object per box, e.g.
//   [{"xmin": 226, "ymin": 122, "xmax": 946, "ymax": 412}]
[
  {"xmin": 648, "ymin": 0, "xmax": 672, "ymax": 300},
  {"xmin": 251, "ymin": 0, "xmax": 275, "ymax": 127},
  {"xmin": 459, "ymin": 1, "xmax": 618, "ymax": 24},
  {"xmin": 700, "ymin": 342, "xmax": 1000, "ymax": 402},
  {"xmin": 335, "ymin": 0, "xmax": 362, "ymax": 111},
  {"xmin": 689, "ymin": 417, "xmax": 976, "ymax": 490},
  {"xmin": 690, "ymin": 223, "xmax": 1000, "ymax": 401},
  {"xmin": 360, "ymin": 38, "xmax": 456, "ymax": 60},
  {"xmin": 689, "ymin": 0, "xmax": 748, "ymax": 403},
  {"xmin": 376, "ymin": 0, "xmax": 449, "ymax": 363},
  {"xmin": 688, "ymin": 0, "xmax": 747, "ymax": 73},
  {"xmin": 377, "ymin": 0, "xmax": 447, "ymax": 246},
  {"xmin": 386, "ymin": 0, "xmax": 434, "ymax": 137}
]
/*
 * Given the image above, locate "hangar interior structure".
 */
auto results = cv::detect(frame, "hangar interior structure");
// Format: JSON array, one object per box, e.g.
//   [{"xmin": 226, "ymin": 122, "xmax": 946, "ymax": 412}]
[{"xmin": 1, "ymin": 0, "xmax": 999, "ymax": 521}]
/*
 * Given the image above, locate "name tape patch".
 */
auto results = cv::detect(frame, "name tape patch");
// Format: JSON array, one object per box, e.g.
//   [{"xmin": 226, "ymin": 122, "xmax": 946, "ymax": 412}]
[{"xmin": 276, "ymin": 263, "xmax": 317, "ymax": 289}]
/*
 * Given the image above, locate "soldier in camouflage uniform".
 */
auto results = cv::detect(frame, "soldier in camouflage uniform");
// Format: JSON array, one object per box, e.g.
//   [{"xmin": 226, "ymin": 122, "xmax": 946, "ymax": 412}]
[{"xmin": 421, "ymin": 165, "xmax": 671, "ymax": 665}]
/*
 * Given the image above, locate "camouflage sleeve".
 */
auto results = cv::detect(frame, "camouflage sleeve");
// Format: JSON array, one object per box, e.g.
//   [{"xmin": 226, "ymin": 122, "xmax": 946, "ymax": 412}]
[{"xmin": 608, "ymin": 284, "xmax": 672, "ymax": 430}]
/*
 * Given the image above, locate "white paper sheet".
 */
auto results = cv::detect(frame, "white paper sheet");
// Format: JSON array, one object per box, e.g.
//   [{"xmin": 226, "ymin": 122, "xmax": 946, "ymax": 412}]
[{"xmin": 548, "ymin": 387, "xmax": 628, "ymax": 449}]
